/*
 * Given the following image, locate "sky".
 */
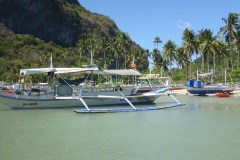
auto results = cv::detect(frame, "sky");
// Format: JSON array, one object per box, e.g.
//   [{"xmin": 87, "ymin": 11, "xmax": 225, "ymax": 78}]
[{"xmin": 79, "ymin": 0, "xmax": 240, "ymax": 52}]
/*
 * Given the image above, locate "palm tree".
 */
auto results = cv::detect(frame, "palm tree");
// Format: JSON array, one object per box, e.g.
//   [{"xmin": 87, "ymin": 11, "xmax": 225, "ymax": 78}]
[
  {"xmin": 151, "ymin": 48, "xmax": 162, "ymax": 72},
  {"xmin": 163, "ymin": 40, "xmax": 177, "ymax": 78},
  {"xmin": 76, "ymin": 39, "xmax": 88, "ymax": 64},
  {"xmin": 119, "ymin": 32, "xmax": 131, "ymax": 69},
  {"xmin": 153, "ymin": 36, "xmax": 164, "ymax": 76},
  {"xmin": 197, "ymin": 29, "xmax": 214, "ymax": 74},
  {"xmin": 182, "ymin": 28, "xmax": 196, "ymax": 79},
  {"xmin": 78, "ymin": 32, "xmax": 101, "ymax": 66},
  {"xmin": 110, "ymin": 37, "xmax": 120, "ymax": 69},
  {"xmin": 154, "ymin": 36, "xmax": 162, "ymax": 50},
  {"xmin": 219, "ymin": 13, "xmax": 240, "ymax": 71},
  {"xmin": 145, "ymin": 49, "xmax": 151, "ymax": 61},
  {"xmin": 133, "ymin": 48, "xmax": 148, "ymax": 71},
  {"xmin": 211, "ymin": 40, "xmax": 226, "ymax": 73},
  {"xmin": 182, "ymin": 29, "xmax": 195, "ymax": 72},
  {"xmin": 212, "ymin": 40, "xmax": 228, "ymax": 73},
  {"xmin": 235, "ymin": 31, "xmax": 240, "ymax": 69},
  {"xmin": 98, "ymin": 36, "xmax": 108, "ymax": 68},
  {"xmin": 176, "ymin": 46, "xmax": 189, "ymax": 73},
  {"xmin": 110, "ymin": 33, "xmax": 127, "ymax": 69}
]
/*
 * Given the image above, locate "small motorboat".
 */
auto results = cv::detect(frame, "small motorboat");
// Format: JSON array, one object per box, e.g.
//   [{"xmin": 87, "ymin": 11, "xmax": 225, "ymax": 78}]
[
  {"xmin": 2, "ymin": 89, "xmax": 15, "ymax": 94},
  {"xmin": 216, "ymin": 92, "xmax": 230, "ymax": 97}
]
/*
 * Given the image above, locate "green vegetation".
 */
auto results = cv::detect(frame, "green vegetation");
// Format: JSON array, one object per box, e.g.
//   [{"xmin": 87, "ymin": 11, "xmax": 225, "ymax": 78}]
[
  {"xmin": 0, "ymin": 24, "xmax": 148, "ymax": 82},
  {"xmin": 0, "ymin": 0, "xmax": 239, "ymax": 84},
  {"xmin": 0, "ymin": 0, "xmax": 149, "ymax": 83},
  {"xmin": 0, "ymin": 24, "xmax": 68, "ymax": 82},
  {"xmin": 151, "ymin": 13, "xmax": 240, "ymax": 84}
]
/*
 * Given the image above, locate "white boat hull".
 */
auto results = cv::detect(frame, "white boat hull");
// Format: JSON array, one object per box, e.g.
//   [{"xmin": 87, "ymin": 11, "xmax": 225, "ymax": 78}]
[{"xmin": 0, "ymin": 91, "xmax": 160, "ymax": 109}]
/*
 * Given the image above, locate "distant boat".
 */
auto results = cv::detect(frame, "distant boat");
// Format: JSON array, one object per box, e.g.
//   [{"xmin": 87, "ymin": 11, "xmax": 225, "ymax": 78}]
[
  {"xmin": 186, "ymin": 70, "xmax": 233, "ymax": 96},
  {"xmin": 186, "ymin": 80, "xmax": 233, "ymax": 96},
  {"xmin": 216, "ymin": 92, "xmax": 230, "ymax": 97},
  {"xmin": 188, "ymin": 88, "xmax": 233, "ymax": 95}
]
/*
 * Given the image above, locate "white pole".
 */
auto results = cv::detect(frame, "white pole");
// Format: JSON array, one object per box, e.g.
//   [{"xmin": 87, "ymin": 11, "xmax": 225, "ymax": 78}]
[
  {"xmin": 79, "ymin": 97, "xmax": 90, "ymax": 111},
  {"xmin": 197, "ymin": 70, "xmax": 198, "ymax": 80},
  {"xmin": 124, "ymin": 97, "xmax": 137, "ymax": 110},
  {"xmin": 50, "ymin": 53, "xmax": 53, "ymax": 68},
  {"xmin": 168, "ymin": 94, "xmax": 181, "ymax": 105},
  {"xmin": 115, "ymin": 88, "xmax": 136, "ymax": 110},
  {"xmin": 225, "ymin": 70, "xmax": 226, "ymax": 84},
  {"xmin": 90, "ymin": 47, "xmax": 93, "ymax": 66}
]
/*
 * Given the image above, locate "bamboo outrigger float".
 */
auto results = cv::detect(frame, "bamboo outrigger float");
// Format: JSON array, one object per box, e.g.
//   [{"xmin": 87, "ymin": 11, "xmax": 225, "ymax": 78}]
[{"xmin": 73, "ymin": 93, "xmax": 184, "ymax": 113}]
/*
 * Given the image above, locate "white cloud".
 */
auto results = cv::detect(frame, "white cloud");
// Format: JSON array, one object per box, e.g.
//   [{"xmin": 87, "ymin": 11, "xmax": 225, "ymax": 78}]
[{"xmin": 177, "ymin": 20, "xmax": 193, "ymax": 30}]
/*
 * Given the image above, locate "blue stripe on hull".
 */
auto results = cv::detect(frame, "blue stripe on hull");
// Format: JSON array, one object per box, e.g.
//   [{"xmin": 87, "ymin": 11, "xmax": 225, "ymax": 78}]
[{"xmin": 187, "ymin": 89, "xmax": 233, "ymax": 95}]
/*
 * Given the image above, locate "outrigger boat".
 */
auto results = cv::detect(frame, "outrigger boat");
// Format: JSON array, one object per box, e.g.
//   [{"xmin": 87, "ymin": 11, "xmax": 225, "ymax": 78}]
[
  {"xmin": 187, "ymin": 70, "xmax": 233, "ymax": 96},
  {"xmin": 187, "ymin": 81, "xmax": 233, "ymax": 95},
  {"xmin": 0, "ymin": 64, "xmax": 184, "ymax": 112}
]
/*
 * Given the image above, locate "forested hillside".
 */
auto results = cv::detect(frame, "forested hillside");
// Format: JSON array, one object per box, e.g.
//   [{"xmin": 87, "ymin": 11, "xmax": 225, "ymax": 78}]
[
  {"xmin": 0, "ymin": 0, "xmax": 149, "ymax": 82},
  {"xmin": 0, "ymin": 0, "xmax": 120, "ymax": 46}
]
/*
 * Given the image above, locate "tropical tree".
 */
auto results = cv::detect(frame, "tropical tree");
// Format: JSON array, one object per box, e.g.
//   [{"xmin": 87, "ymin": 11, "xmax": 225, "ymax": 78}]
[
  {"xmin": 108, "ymin": 33, "xmax": 128, "ymax": 69},
  {"xmin": 86, "ymin": 32, "xmax": 101, "ymax": 66},
  {"xmin": 211, "ymin": 40, "xmax": 226, "ymax": 73},
  {"xmin": 76, "ymin": 38, "xmax": 88, "ymax": 63},
  {"xmin": 153, "ymin": 36, "xmax": 162, "ymax": 50},
  {"xmin": 197, "ymin": 29, "xmax": 214, "ymax": 74},
  {"xmin": 182, "ymin": 28, "xmax": 196, "ymax": 79},
  {"xmin": 219, "ymin": 13, "xmax": 240, "ymax": 71},
  {"xmin": 153, "ymin": 36, "xmax": 164, "ymax": 76},
  {"xmin": 234, "ymin": 31, "xmax": 240, "ymax": 69},
  {"xmin": 97, "ymin": 36, "xmax": 107, "ymax": 68},
  {"xmin": 176, "ymin": 46, "xmax": 189, "ymax": 73},
  {"xmin": 163, "ymin": 40, "xmax": 177, "ymax": 78},
  {"xmin": 108, "ymin": 37, "xmax": 118, "ymax": 69},
  {"xmin": 134, "ymin": 48, "xmax": 148, "ymax": 71},
  {"xmin": 151, "ymin": 48, "xmax": 161, "ymax": 72},
  {"xmin": 119, "ymin": 32, "xmax": 131, "ymax": 69}
]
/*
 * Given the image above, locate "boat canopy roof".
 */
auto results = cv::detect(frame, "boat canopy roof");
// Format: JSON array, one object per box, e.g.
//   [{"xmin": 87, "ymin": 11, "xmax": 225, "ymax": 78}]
[
  {"xmin": 20, "ymin": 67, "xmax": 141, "ymax": 76},
  {"xmin": 198, "ymin": 72, "xmax": 214, "ymax": 77},
  {"xmin": 91, "ymin": 69, "xmax": 141, "ymax": 76},
  {"xmin": 19, "ymin": 67, "xmax": 99, "ymax": 76}
]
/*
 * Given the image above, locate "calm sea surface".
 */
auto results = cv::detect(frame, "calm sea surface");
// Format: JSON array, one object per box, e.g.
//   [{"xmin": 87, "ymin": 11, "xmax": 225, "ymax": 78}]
[{"xmin": 0, "ymin": 95, "xmax": 240, "ymax": 160}]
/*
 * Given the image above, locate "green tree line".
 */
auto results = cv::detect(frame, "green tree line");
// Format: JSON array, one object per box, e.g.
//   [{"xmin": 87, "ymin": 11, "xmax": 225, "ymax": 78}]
[
  {"xmin": 0, "ymin": 24, "xmax": 148, "ymax": 83},
  {"xmin": 1, "ymin": 13, "xmax": 240, "ymax": 84},
  {"xmin": 151, "ymin": 13, "xmax": 240, "ymax": 84}
]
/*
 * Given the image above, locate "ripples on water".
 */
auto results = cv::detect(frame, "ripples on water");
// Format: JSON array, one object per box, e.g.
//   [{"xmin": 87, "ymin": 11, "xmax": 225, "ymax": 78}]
[{"xmin": 0, "ymin": 95, "xmax": 239, "ymax": 160}]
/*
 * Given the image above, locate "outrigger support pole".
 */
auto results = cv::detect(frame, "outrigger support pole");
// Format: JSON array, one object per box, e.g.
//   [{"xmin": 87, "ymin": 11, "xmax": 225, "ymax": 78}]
[
  {"xmin": 58, "ymin": 75, "xmax": 91, "ymax": 112},
  {"xmin": 101, "ymin": 74, "xmax": 137, "ymax": 111},
  {"xmin": 79, "ymin": 97, "xmax": 90, "ymax": 111},
  {"xmin": 79, "ymin": 87, "xmax": 90, "ymax": 111},
  {"xmin": 115, "ymin": 88, "xmax": 137, "ymax": 111},
  {"xmin": 123, "ymin": 96, "xmax": 137, "ymax": 110},
  {"xmin": 168, "ymin": 93, "xmax": 182, "ymax": 105}
]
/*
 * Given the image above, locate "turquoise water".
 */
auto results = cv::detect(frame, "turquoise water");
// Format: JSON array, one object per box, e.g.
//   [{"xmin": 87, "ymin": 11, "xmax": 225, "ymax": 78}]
[{"xmin": 0, "ymin": 95, "xmax": 240, "ymax": 160}]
